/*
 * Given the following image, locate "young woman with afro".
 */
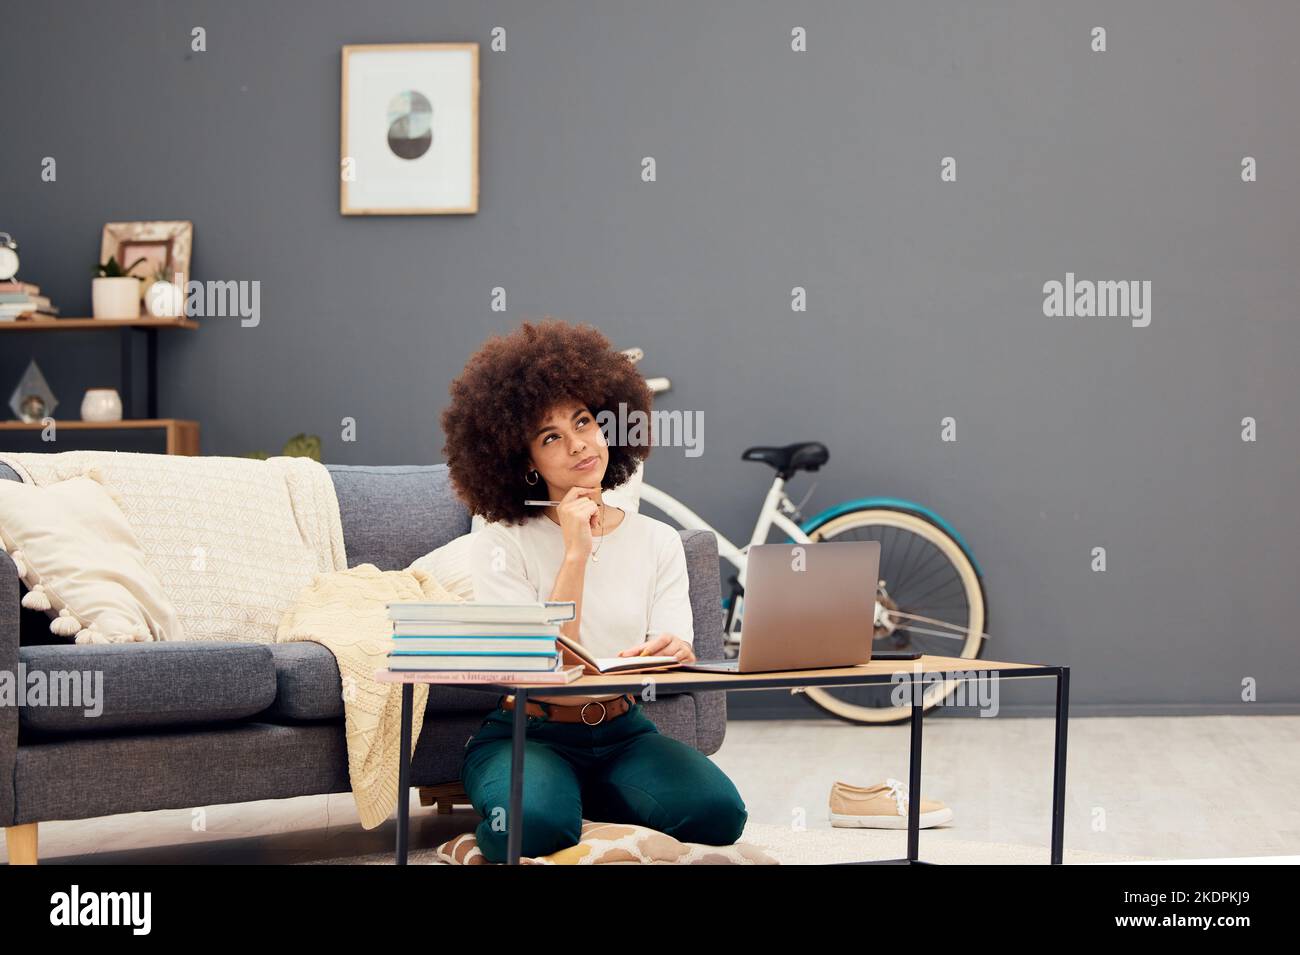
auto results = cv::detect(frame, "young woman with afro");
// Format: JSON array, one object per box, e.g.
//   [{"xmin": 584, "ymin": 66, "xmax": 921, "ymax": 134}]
[{"xmin": 440, "ymin": 319, "xmax": 748, "ymax": 862}]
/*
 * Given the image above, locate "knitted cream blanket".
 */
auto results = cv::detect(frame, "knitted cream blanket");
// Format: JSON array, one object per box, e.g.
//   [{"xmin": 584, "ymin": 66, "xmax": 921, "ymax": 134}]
[
  {"xmin": 0, "ymin": 450, "xmax": 348, "ymax": 643},
  {"xmin": 276, "ymin": 563, "xmax": 463, "ymax": 829}
]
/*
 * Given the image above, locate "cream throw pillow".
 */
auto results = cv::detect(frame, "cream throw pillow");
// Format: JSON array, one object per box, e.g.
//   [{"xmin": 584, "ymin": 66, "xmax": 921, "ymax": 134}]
[
  {"xmin": 0, "ymin": 476, "xmax": 182, "ymax": 643},
  {"xmin": 407, "ymin": 532, "xmax": 476, "ymax": 600}
]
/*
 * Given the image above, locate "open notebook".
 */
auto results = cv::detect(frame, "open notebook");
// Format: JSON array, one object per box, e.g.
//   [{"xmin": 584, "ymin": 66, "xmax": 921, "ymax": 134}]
[{"xmin": 557, "ymin": 634, "xmax": 682, "ymax": 675}]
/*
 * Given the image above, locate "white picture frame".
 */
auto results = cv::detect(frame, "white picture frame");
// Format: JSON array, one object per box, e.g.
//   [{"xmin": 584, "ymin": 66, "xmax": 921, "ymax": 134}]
[{"xmin": 340, "ymin": 42, "xmax": 480, "ymax": 215}]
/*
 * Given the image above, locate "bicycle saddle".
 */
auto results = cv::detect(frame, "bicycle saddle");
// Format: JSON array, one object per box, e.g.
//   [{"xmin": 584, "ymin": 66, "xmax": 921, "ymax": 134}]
[{"xmin": 741, "ymin": 441, "xmax": 829, "ymax": 478}]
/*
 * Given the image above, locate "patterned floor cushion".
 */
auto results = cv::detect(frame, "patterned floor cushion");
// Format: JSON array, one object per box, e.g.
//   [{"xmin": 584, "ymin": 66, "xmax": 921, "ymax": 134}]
[{"xmin": 436, "ymin": 819, "xmax": 778, "ymax": 865}]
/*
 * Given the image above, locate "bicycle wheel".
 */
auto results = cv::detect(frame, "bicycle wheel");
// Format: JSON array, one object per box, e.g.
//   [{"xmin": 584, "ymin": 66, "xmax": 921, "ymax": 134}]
[{"xmin": 797, "ymin": 506, "xmax": 987, "ymax": 725}]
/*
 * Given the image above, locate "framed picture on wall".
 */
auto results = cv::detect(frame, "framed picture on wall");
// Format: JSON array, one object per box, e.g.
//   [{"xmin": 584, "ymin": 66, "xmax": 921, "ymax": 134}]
[{"xmin": 340, "ymin": 42, "xmax": 480, "ymax": 215}]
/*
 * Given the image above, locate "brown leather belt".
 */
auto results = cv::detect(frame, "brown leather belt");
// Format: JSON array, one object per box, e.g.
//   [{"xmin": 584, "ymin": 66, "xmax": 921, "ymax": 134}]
[{"xmin": 499, "ymin": 692, "xmax": 635, "ymax": 725}]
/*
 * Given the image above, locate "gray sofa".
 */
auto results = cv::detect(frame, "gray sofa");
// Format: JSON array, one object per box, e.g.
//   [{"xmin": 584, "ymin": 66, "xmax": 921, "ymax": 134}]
[{"xmin": 0, "ymin": 462, "xmax": 727, "ymax": 864}]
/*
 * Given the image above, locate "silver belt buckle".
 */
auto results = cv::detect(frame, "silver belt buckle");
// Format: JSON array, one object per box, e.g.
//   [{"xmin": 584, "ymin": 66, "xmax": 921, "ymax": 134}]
[{"xmin": 580, "ymin": 700, "xmax": 608, "ymax": 725}]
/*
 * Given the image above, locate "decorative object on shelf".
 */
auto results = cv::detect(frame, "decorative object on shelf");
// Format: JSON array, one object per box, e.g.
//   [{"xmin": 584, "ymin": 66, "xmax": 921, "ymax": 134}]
[
  {"xmin": 0, "ymin": 279, "xmax": 58, "ymax": 321},
  {"xmin": 8, "ymin": 359, "xmax": 58, "ymax": 422},
  {"xmin": 341, "ymin": 43, "xmax": 479, "ymax": 215},
  {"xmin": 144, "ymin": 261, "xmax": 185, "ymax": 318},
  {"xmin": 80, "ymin": 388, "xmax": 123, "ymax": 422},
  {"xmin": 98, "ymin": 220, "xmax": 193, "ymax": 316},
  {"xmin": 0, "ymin": 233, "xmax": 59, "ymax": 322},
  {"xmin": 92, "ymin": 254, "xmax": 146, "ymax": 320},
  {"xmin": 0, "ymin": 232, "xmax": 19, "ymax": 281},
  {"xmin": 244, "ymin": 432, "xmax": 322, "ymax": 462}
]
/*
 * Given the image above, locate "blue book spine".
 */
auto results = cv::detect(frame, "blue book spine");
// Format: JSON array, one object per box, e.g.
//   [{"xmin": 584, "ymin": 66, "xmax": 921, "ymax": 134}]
[
  {"xmin": 388, "ymin": 650, "xmax": 559, "ymax": 657},
  {"xmin": 390, "ymin": 634, "xmax": 556, "ymax": 640}
]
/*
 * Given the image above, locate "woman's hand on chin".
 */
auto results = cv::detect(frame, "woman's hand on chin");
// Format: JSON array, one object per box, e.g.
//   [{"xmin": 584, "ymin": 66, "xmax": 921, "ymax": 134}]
[
  {"xmin": 618, "ymin": 634, "xmax": 695, "ymax": 663},
  {"xmin": 556, "ymin": 484, "xmax": 600, "ymax": 559}
]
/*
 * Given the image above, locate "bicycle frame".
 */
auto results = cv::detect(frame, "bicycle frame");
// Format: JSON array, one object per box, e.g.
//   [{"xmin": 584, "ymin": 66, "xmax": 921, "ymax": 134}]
[
  {"xmin": 634, "ymin": 469, "xmax": 983, "ymax": 580},
  {"xmin": 637, "ymin": 473, "xmax": 809, "ymax": 589},
  {"xmin": 615, "ymin": 347, "xmax": 982, "ymax": 661},
  {"xmin": 634, "ymin": 470, "xmax": 955, "ymax": 645}
]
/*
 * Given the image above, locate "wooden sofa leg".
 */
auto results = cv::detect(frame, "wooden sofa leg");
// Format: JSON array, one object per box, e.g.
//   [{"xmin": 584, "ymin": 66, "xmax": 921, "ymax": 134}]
[
  {"xmin": 418, "ymin": 783, "xmax": 469, "ymax": 814},
  {"xmin": 5, "ymin": 823, "xmax": 38, "ymax": 865}
]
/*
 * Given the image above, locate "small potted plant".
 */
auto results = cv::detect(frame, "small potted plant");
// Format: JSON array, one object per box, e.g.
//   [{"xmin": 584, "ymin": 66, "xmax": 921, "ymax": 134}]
[
  {"xmin": 92, "ymin": 255, "xmax": 146, "ymax": 320},
  {"xmin": 243, "ymin": 433, "xmax": 323, "ymax": 461}
]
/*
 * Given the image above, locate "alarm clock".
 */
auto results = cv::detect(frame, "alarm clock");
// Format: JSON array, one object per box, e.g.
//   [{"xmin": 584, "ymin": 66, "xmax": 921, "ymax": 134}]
[{"xmin": 0, "ymin": 233, "xmax": 18, "ymax": 282}]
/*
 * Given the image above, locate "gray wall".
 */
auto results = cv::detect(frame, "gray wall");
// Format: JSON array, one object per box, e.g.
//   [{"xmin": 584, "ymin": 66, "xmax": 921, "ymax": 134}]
[{"xmin": 3, "ymin": 0, "xmax": 1298, "ymax": 713}]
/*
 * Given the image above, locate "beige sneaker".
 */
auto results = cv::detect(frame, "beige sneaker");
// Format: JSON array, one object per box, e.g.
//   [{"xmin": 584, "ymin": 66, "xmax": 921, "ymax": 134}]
[{"xmin": 829, "ymin": 778, "xmax": 954, "ymax": 829}]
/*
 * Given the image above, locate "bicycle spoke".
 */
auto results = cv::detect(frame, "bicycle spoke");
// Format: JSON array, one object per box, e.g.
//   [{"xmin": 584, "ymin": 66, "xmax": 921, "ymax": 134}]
[
  {"xmin": 897, "ymin": 577, "xmax": 967, "ymax": 609},
  {"xmin": 891, "ymin": 561, "xmax": 959, "ymax": 607},
  {"xmin": 889, "ymin": 540, "xmax": 941, "ymax": 595},
  {"xmin": 891, "ymin": 526, "xmax": 919, "ymax": 584}
]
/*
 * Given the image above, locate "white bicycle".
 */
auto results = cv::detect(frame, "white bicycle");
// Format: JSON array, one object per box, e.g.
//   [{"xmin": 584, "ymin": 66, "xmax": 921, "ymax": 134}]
[{"xmin": 611, "ymin": 348, "xmax": 989, "ymax": 725}]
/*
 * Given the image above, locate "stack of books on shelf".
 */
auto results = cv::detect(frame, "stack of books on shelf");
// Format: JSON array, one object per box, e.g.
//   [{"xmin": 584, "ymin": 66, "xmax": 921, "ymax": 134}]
[
  {"xmin": 0, "ymin": 280, "xmax": 58, "ymax": 321},
  {"xmin": 385, "ymin": 600, "xmax": 585, "ymax": 684}
]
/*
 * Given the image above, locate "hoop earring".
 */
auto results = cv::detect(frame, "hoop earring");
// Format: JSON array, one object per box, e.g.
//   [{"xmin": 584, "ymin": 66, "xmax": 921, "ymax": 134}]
[{"xmin": 524, "ymin": 469, "xmax": 539, "ymax": 486}]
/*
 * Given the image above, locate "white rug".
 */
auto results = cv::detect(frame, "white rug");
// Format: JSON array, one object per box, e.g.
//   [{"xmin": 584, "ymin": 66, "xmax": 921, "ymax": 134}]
[{"xmin": 303, "ymin": 821, "xmax": 1148, "ymax": 865}]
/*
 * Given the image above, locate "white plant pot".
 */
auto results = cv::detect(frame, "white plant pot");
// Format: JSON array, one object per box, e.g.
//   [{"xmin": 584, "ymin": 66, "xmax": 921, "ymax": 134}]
[
  {"xmin": 92, "ymin": 277, "xmax": 141, "ymax": 320},
  {"xmin": 81, "ymin": 388, "xmax": 123, "ymax": 422}
]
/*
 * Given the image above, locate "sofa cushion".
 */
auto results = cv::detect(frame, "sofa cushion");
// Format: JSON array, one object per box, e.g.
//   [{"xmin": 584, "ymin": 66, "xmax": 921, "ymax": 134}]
[
  {"xmin": 16, "ymin": 642, "xmax": 276, "ymax": 737},
  {"xmin": 263, "ymin": 643, "xmax": 344, "ymax": 721},
  {"xmin": 327, "ymin": 465, "xmax": 471, "ymax": 572},
  {"xmin": 262, "ymin": 642, "xmax": 503, "ymax": 722},
  {"xmin": 679, "ymin": 528, "xmax": 724, "ymax": 662}
]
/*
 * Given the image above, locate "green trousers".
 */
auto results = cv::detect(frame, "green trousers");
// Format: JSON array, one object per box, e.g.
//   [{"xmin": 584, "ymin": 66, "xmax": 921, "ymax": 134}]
[{"xmin": 460, "ymin": 695, "xmax": 748, "ymax": 862}]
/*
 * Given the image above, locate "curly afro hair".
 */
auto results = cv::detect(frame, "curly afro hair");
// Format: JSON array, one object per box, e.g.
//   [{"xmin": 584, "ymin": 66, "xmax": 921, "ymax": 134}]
[{"xmin": 441, "ymin": 319, "xmax": 654, "ymax": 524}]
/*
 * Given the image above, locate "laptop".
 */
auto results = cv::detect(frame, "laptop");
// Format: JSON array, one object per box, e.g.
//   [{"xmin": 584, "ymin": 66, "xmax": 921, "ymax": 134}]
[{"xmin": 683, "ymin": 540, "xmax": 918, "ymax": 674}]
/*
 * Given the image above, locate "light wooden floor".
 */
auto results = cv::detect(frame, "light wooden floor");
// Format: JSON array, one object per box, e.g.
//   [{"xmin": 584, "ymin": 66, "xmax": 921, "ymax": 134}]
[{"xmin": 5, "ymin": 714, "xmax": 1298, "ymax": 864}]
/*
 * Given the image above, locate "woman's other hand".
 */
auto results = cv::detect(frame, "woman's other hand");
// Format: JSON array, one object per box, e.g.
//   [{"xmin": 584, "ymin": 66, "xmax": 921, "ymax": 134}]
[{"xmin": 618, "ymin": 634, "xmax": 696, "ymax": 663}]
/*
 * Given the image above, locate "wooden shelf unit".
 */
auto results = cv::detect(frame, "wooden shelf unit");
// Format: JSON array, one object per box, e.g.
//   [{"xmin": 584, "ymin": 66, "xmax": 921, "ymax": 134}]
[
  {"xmin": 2, "ymin": 316, "xmax": 200, "ymax": 454},
  {"xmin": 0, "ymin": 317, "xmax": 199, "ymax": 331},
  {"xmin": 0, "ymin": 420, "xmax": 200, "ymax": 455}
]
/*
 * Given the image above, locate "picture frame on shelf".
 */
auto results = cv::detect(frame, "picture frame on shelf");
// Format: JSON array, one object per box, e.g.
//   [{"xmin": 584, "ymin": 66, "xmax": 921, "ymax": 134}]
[
  {"xmin": 340, "ymin": 42, "xmax": 480, "ymax": 215},
  {"xmin": 100, "ymin": 220, "xmax": 193, "ymax": 291}
]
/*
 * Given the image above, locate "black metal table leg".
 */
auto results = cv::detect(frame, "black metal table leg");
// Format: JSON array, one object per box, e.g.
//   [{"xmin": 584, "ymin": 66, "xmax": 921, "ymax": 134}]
[
  {"xmin": 145, "ymin": 327, "xmax": 159, "ymax": 418},
  {"xmin": 117, "ymin": 327, "xmax": 160, "ymax": 419},
  {"xmin": 396, "ymin": 682, "xmax": 413, "ymax": 865},
  {"xmin": 119, "ymin": 329, "xmax": 136, "ymax": 419},
  {"xmin": 1050, "ymin": 666, "xmax": 1070, "ymax": 864},
  {"xmin": 907, "ymin": 680, "xmax": 923, "ymax": 862},
  {"xmin": 506, "ymin": 687, "xmax": 528, "ymax": 865}
]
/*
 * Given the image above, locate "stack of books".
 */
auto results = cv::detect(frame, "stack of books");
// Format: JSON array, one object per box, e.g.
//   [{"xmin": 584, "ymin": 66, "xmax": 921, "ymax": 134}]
[
  {"xmin": 0, "ymin": 280, "xmax": 58, "ymax": 321},
  {"xmin": 385, "ymin": 600, "xmax": 585, "ymax": 684}
]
